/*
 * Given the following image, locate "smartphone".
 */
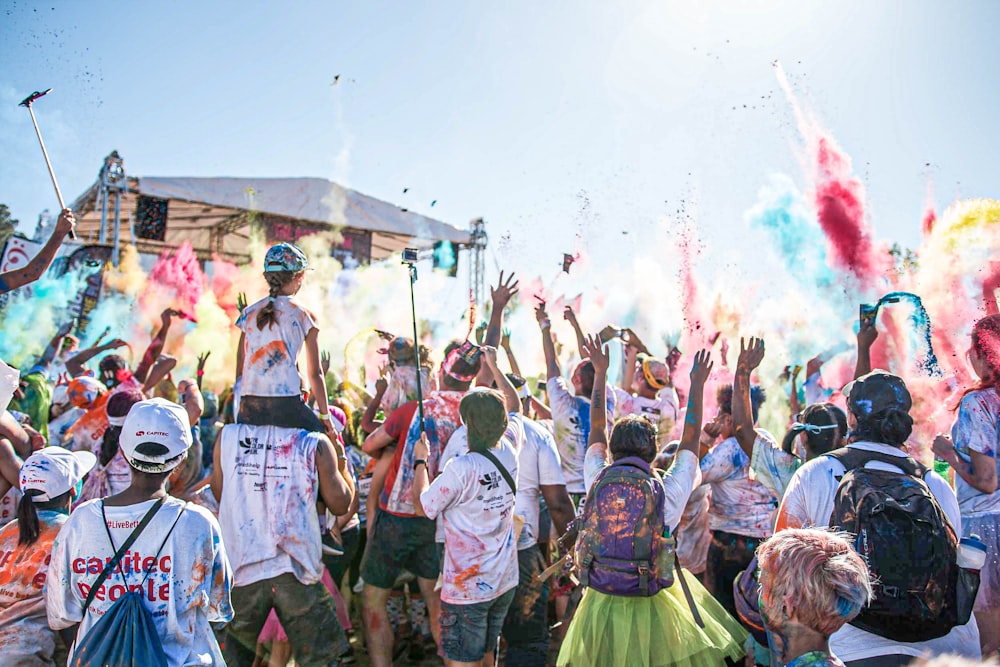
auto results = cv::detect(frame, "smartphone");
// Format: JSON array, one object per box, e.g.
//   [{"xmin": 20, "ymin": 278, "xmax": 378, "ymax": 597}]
[
  {"xmin": 456, "ymin": 340, "xmax": 482, "ymax": 365},
  {"xmin": 859, "ymin": 302, "xmax": 879, "ymax": 325}
]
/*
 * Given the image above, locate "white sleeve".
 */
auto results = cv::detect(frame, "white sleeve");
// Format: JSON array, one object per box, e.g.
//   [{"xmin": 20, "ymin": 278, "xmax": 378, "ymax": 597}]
[
  {"xmin": 44, "ymin": 521, "xmax": 80, "ymax": 630},
  {"xmin": 420, "ymin": 461, "xmax": 464, "ymax": 520},
  {"xmin": 927, "ymin": 470, "xmax": 962, "ymax": 535},
  {"xmin": 583, "ymin": 443, "xmax": 609, "ymax": 493},
  {"xmin": 661, "ymin": 450, "xmax": 699, "ymax": 530}
]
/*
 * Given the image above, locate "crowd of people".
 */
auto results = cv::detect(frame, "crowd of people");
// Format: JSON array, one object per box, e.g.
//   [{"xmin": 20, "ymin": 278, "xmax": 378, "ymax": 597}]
[{"xmin": 1, "ymin": 227, "xmax": 999, "ymax": 667}]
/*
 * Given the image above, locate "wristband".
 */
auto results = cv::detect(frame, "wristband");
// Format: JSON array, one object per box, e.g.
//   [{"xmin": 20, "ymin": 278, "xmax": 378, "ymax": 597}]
[
  {"xmin": 318, "ymin": 413, "xmax": 331, "ymax": 421},
  {"xmin": 414, "ymin": 459, "xmax": 428, "ymax": 470},
  {"xmin": 196, "ymin": 370, "xmax": 204, "ymax": 376}
]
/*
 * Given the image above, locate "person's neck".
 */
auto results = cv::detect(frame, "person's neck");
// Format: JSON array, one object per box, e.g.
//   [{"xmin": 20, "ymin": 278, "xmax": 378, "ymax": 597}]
[
  {"xmin": 103, "ymin": 476, "xmax": 169, "ymax": 506},
  {"xmin": 770, "ymin": 622, "xmax": 831, "ymax": 665}
]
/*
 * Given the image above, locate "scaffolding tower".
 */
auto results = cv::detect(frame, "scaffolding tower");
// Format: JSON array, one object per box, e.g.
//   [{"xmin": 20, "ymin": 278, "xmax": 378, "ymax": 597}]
[{"xmin": 468, "ymin": 217, "xmax": 488, "ymax": 309}]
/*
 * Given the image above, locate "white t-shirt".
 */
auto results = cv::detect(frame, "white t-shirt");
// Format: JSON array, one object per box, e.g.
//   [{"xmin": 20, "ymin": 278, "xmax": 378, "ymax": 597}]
[
  {"xmin": 584, "ymin": 444, "xmax": 700, "ymax": 532},
  {"xmin": 0, "ymin": 510, "xmax": 66, "ymax": 665},
  {"xmin": 48, "ymin": 406, "xmax": 85, "ymax": 448},
  {"xmin": 547, "ymin": 377, "xmax": 615, "ymax": 494},
  {"xmin": 775, "ymin": 441, "xmax": 980, "ymax": 661},
  {"xmin": 0, "ymin": 488, "xmax": 20, "ymax": 528},
  {"xmin": 699, "ymin": 432, "xmax": 780, "ymax": 538},
  {"xmin": 611, "ymin": 386, "xmax": 680, "ymax": 444},
  {"xmin": 218, "ymin": 424, "xmax": 323, "ymax": 586},
  {"xmin": 237, "ymin": 295, "xmax": 316, "ymax": 398},
  {"xmin": 442, "ymin": 417, "xmax": 566, "ymax": 550},
  {"xmin": 420, "ymin": 414, "xmax": 525, "ymax": 604},
  {"xmin": 46, "ymin": 497, "xmax": 233, "ymax": 667},
  {"xmin": 951, "ymin": 388, "xmax": 1000, "ymax": 516}
]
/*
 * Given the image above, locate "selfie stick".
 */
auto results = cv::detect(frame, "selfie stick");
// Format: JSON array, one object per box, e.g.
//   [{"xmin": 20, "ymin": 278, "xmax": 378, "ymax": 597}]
[
  {"xmin": 403, "ymin": 250, "xmax": 425, "ymax": 434},
  {"xmin": 19, "ymin": 89, "xmax": 76, "ymax": 240}
]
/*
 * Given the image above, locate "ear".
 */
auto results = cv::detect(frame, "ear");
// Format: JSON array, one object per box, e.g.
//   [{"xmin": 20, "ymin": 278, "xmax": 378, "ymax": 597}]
[{"xmin": 782, "ymin": 592, "xmax": 797, "ymax": 620}]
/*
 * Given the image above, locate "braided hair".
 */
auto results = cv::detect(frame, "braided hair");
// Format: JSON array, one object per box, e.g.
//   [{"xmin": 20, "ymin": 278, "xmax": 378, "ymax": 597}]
[{"xmin": 256, "ymin": 271, "xmax": 303, "ymax": 330}]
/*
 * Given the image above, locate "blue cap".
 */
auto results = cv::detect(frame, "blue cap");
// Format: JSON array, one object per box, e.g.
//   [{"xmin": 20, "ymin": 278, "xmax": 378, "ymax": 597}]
[{"xmin": 264, "ymin": 243, "xmax": 309, "ymax": 273}]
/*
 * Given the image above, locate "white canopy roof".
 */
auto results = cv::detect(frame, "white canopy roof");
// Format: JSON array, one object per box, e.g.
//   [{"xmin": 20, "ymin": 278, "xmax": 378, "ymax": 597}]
[{"xmin": 70, "ymin": 175, "xmax": 471, "ymax": 264}]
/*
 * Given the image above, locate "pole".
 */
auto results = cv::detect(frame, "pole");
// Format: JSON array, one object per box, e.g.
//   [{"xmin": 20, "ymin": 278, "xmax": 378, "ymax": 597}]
[
  {"xmin": 19, "ymin": 89, "xmax": 76, "ymax": 240},
  {"xmin": 408, "ymin": 261, "xmax": 425, "ymax": 435}
]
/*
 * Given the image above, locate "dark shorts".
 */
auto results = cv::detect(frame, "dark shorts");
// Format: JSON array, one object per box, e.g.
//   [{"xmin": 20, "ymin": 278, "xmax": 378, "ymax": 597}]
[
  {"xmin": 361, "ymin": 509, "xmax": 439, "ymax": 588},
  {"xmin": 440, "ymin": 588, "xmax": 516, "ymax": 663},
  {"xmin": 705, "ymin": 529, "xmax": 763, "ymax": 620},
  {"xmin": 322, "ymin": 524, "xmax": 361, "ymax": 588},
  {"xmin": 502, "ymin": 545, "xmax": 550, "ymax": 667},
  {"xmin": 223, "ymin": 572, "xmax": 349, "ymax": 667},
  {"xmin": 238, "ymin": 395, "xmax": 324, "ymax": 432}
]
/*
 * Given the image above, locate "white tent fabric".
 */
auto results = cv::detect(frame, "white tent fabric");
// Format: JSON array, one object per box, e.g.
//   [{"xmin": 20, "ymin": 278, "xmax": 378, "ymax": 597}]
[{"xmin": 70, "ymin": 175, "xmax": 471, "ymax": 263}]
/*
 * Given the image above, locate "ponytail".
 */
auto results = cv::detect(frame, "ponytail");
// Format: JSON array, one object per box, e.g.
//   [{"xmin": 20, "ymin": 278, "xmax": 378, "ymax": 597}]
[
  {"xmin": 100, "ymin": 425, "xmax": 122, "ymax": 466},
  {"xmin": 16, "ymin": 490, "xmax": 43, "ymax": 546},
  {"xmin": 18, "ymin": 490, "xmax": 74, "ymax": 546},
  {"xmin": 256, "ymin": 271, "xmax": 301, "ymax": 330}
]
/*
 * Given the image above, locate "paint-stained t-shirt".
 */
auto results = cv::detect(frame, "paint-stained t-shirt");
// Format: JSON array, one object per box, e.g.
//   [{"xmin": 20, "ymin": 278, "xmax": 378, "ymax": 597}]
[
  {"xmin": 952, "ymin": 387, "xmax": 1000, "ymax": 516},
  {"xmin": 0, "ymin": 511, "xmax": 67, "ymax": 665},
  {"xmin": 612, "ymin": 385, "xmax": 680, "ymax": 445},
  {"xmin": 420, "ymin": 414, "xmax": 525, "ymax": 604},
  {"xmin": 46, "ymin": 497, "xmax": 233, "ymax": 667},
  {"xmin": 238, "ymin": 295, "xmax": 316, "ymax": 398},
  {"xmin": 547, "ymin": 377, "xmax": 615, "ymax": 494},
  {"xmin": 699, "ymin": 431, "xmax": 779, "ymax": 538}
]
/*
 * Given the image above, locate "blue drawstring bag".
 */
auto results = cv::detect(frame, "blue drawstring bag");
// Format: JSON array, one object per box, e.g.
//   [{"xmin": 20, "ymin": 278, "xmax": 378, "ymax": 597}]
[{"xmin": 73, "ymin": 498, "xmax": 186, "ymax": 667}]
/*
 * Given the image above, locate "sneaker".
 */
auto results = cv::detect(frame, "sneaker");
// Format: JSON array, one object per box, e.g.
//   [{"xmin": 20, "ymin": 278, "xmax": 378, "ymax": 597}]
[{"xmin": 353, "ymin": 576, "xmax": 365, "ymax": 594}]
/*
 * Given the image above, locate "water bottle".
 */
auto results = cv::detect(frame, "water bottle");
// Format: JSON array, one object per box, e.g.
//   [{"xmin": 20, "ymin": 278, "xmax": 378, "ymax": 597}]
[
  {"xmin": 933, "ymin": 456, "xmax": 951, "ymax": 482},
  {"xmin": 957, "ymin": 535, "xmax": 988, "ymax": 571}
]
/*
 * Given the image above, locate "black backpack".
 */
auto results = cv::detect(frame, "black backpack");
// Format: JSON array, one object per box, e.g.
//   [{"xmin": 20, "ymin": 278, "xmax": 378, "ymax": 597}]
[{"xmin": 827, "ymin": 447, "xmax": 973, "ymax": 642}]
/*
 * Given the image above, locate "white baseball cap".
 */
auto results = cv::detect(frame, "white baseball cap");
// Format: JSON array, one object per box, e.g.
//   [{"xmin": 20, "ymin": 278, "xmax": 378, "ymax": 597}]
[
  {"xmin": 20, "ymin": 447, "xmax": 97, "ymax": 501},
  {"xmin": 119, "ymin": 398, "xmax": 192, "ymax": 473}
]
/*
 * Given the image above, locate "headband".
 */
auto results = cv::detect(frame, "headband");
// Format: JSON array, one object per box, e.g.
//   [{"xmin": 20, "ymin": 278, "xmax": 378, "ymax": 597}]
[
  {"xmin": 516, "ymin": 384, "xmax": 530, "ymax": 400},
  {"xmin": 641, "ymin": 361, "xmax": 668, "ymax": 390},
  {"xmin": 107, "ymin": 414, "xmax": 127, "ymax": 427},
  {"xmin": 791, "ymin": 422, "xmax": 838, "ymax": 435},
  {"xmin": 443, "ymin": 349, "xmax": 477, "ymax": 383}
]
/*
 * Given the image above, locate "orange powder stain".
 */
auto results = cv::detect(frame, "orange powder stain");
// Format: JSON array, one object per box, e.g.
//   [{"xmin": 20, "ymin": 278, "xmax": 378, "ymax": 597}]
[
  {"xmin": 454, "ymin": 565, "xmax": 481, "ymax": 588},
  {"xmin": 248, "ymin": 340, "xmax": 288, "ymax": 368},
  {"xmin": 191, "ymin": 561, "xmax": 208, "ymax": 583}
]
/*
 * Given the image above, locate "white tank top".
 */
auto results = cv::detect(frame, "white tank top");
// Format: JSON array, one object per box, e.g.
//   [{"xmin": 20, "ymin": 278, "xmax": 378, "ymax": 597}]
[{"xmin": 219, "ymin": 424, "xmax": 322, "ymax": 586}]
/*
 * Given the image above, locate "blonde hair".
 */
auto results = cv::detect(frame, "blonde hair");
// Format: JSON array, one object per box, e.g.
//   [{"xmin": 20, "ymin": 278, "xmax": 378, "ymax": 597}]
[{"xmin": 757, "ymin": 528, "xmax": 872, "ymax": 637}]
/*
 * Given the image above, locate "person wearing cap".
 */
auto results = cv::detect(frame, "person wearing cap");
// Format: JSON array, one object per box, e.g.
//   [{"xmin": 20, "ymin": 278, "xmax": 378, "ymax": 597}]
[
  {"xmin": 931, "ymin": 313, "xmax": 1000, "ymax": 655},
  {"xmin": 47, "ymin": 398, "xmax": 233, "ymax": 666},
  {"xmin": 235, "ymin": 242, "xmax": 339, "ymax": 441},
  {"xmin": 411, "ymin": 345, "xmax": 524, "ymax": 667},
  {"xmin": 0, "ymin": 447, "xmax": 94, "ymax": 665},
  {"xmin": 775, "ymin": 370, "xmax": 980, "ymax": 663},
  {"xmin": 361, "ymin": 339, "xmax": 483, "ymax": 667},
  {"xmin": 613, "ymin": 341, "xmax": 681, "ymax": 449},
  {"xmin": 211, "ymin": 390, "xmax": 355, "ymax": 666}
]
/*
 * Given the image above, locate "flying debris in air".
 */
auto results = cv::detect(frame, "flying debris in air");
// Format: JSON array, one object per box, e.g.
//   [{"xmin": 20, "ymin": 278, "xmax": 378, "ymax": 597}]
[
  {"xmin": 403, "ymin": 187, "xmax": 409, "ymax": 194},
  {"xmin": 562, "ymin": 253, "xmax": 577, "ymax": 273},
  {"xmin": 430, "ymin": 200, "xmax": 437, "ymax": 207}
]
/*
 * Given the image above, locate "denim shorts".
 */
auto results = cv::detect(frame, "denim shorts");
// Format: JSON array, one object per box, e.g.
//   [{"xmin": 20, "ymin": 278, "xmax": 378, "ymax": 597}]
[{"xmin": 439, "ymin": 588, "xmax": 516, "ymax": 662}]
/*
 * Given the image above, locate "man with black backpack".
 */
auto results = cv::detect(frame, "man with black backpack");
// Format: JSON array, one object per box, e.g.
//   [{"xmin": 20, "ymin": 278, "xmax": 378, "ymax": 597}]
[{"xmin": 775, "ymin": 370, "xmax": 981, "ymax": 664}]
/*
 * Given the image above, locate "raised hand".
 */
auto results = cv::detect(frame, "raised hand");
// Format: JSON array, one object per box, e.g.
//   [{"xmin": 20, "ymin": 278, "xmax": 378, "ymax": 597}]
[
  {"xmin": 857, "ymin": 316, "xmax": 878, "ymax": 351},
  {"xmin": 501, "ymin": 327, "xmax": 512, "ymax": 349},
  {"xmin": 689, "ymin": 349, "xmax": 714, "ymax": 387},
  {"xmin": 490, "ymin": 271, "xmax": 519, "ymax": 309},
  {"xmin": 237, "ymin": 292, "xmax": 248, "ymax": 314},
  {"xmin": 321, "ymin": 350, "xmax": 331, "ymax": 376},
  {"xmin": 480, "ymin": 345, "xmax": 500, "ymax": 368},
  {"xmin": 581, "ymin": 334, "xmax": 610, "ymax": 374},
  {"xmin": 563, "ymin": 305, "xmax": 577, "ymax": 323},
  {"xmin": 736, "ymin": 337, "xmax": 765, "ymax": 374},
  {"xmin": 55, "ymin": 208, "xmax": 76, "ymax": 238},
  {"xmin": 475, "ymin": 321, "xmax": 487, "ymax": 345},
  {"xmin": 535, "ymin": 301, "xmax": 550, "ymax": 328}
]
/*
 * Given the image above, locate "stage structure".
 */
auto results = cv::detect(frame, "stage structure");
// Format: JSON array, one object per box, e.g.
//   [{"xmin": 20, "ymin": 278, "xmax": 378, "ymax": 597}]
[{"xmin": 68, "ymin": 154, "xmax": 482, "ymax": 288}]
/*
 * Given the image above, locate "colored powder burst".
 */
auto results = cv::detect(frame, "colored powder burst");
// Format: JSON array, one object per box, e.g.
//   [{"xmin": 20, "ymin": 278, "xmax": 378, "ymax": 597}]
[
  {"xmin": 148, "ymin": 241, "xmax": 204, "ymax": 315},
  {"xmin": 877, "ymin": 291, "xmax": 942, "ymax": 376},
  {"xmin": 745, "ymin": 173, "xmax": 834, "ymax": 288},
  {"xmin": 813, "ymin": 136, "xmax": 884, "ymax": 283},
  {"xmin": 931, "ymin": 198, "xmax": 1000, "ymax": 249},
  {"xmin": 0, "ymin": 267, "xmax": 88, "ymax": 368},
  {"xmin": 922, "ymin": 207, "xmax": 937, "ymax": 236}
]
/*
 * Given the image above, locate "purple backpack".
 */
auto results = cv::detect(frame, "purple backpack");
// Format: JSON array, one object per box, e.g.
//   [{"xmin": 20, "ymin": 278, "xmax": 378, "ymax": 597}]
[{"xmin": 574, "ymin": 456, "xmax": 675, "ymax": 597}]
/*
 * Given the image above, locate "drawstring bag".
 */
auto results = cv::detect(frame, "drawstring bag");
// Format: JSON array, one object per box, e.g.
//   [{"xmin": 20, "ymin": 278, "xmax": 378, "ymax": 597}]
[{"xmin": 73, "ymin": 498, "xmax": 186, "ymax": 667}]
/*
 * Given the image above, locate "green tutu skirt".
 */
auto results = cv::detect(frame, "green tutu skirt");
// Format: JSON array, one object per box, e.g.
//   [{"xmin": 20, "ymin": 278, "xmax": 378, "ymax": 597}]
[{"xmin": 556, "ymin": 570, "xmax": 748, "ymax": 667}]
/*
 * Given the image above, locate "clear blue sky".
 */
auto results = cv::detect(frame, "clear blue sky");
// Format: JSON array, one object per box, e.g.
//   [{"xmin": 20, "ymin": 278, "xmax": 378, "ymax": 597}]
[{"xmin": 2, "ymin": 0, "xmax": 998, "ymax": 278}]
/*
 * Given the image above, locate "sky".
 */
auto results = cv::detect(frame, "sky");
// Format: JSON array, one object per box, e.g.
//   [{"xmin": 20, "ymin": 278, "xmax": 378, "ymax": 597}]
[{"xmin": 2, "ymin": 0, "xmax": 998, "ymax": 287}]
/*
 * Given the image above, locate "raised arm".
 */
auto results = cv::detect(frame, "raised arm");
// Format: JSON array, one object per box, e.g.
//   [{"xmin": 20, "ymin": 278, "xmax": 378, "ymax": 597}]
[
  {"xmin": 622, "ymin": 343, "xmax": 639, "ymax": 391},
  {"xmin": 360, "ymin": 371, "xmax": 388, "ymax": 435},
  {"xmin": 38, "ymin": 319, "xmax": 74, "ymax": 367},
  {"xmin": 316, "ymin": 433, "xmax": 354, "ymax": 516},
  {"xmin": 563, "ymin": 306, "xmax": 588, "ymax": 359},
  {"xmin": 500, "ymin": 329, "xmax": 522, "ymax": 378},
  {"xmin": 536, "ymin": 302, "xmax": 561, "ymax": 379},
  {"xmin": 0, "ymin": 209, "xmax": 75, "ymax": 294},
  {"xmin": 679, "ymin": 350, "xmax": 713, "ymax": 457},
  {"xmin": 733, "ymin": 337, "xmax": 765, "ymax": 458},
  {"xmin": 582, "ymin": 334, "xmax": 610, "ymax": 447},
  {"xmin": 482, "ymin": 346, "xmax": 520, "ymax": 414},
  {"xmin": 484, "ymin": 271, "xmax": 518, "ymax": 348},
  {"xmin": 64, "ymin": 338, "xmax": 127, "ymax": 378},
  {"xmin": 135, "ymin": 308, "xmax": 181, "ymax": 384},
  {"xmin": 855, "ymin": 308, "xmax": 878, "ymax": 379}
]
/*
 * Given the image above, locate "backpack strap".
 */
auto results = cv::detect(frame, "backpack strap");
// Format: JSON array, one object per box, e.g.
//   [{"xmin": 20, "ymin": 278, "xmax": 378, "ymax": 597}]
[
  {"xmin": 139, "ymin": 502, "xmax": 188, "ymax": 588},
  {"xmin": 634, "ymin": 476, "xmax": 659, "ymax": 596},
  {"xmin": 475, "ymin": 449, "xmax": 517, "ymax": 495},
  {"xmin": 84, "ymin": 497, "xmax": 165, "ymax": 616},
  {"xmin": 826, "ymin": 446, "xmax": 926, "ymax": 478}
]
